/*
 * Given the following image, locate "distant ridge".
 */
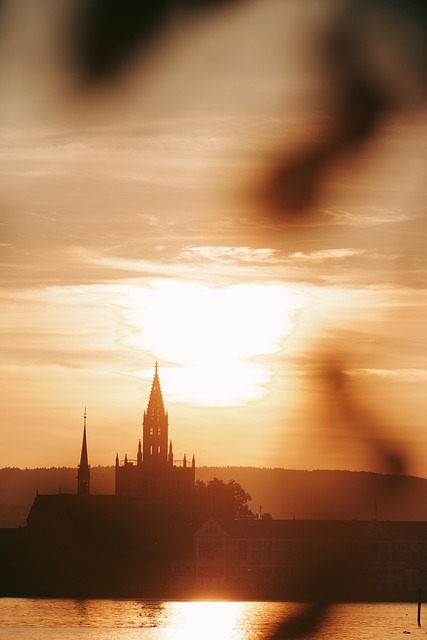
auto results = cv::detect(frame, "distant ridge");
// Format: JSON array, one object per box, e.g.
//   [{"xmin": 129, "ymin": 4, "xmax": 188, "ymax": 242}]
[
  {"xmin": 1, "ymin": 466, "xmax": 427, "ymax": 527},
  {"xmin": 197, "ymin": 467, "xmax": 427, "ymax": 523}
]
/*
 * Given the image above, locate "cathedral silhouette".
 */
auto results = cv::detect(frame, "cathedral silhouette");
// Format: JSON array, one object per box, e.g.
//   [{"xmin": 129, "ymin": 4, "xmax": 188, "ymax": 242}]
[
  {"xmin": 16, "ymin": 363, "xmax": 197, "ymax": 597},
  {"xmin": 77, "ymin": 362, "xmax": 195, "ymax": 504}
]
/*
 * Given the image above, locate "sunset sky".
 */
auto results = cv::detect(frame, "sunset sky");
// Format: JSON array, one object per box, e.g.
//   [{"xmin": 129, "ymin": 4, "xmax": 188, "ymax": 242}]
[{"xmin": 1, "ymin": 0, "xmax": 427, "ymax": 475}]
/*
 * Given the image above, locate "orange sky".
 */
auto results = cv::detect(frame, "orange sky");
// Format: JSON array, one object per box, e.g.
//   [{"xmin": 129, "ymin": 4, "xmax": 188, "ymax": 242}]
[{"xmin": 1, "ymin": 1, "xmax": 427, "ymax": 476}]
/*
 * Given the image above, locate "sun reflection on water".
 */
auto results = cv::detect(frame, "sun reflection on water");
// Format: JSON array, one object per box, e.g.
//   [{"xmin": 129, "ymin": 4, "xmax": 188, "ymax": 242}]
[
  {"xmin": 165, "ymin": 601, "xmax": 250, "ymax": 640},
  {"xmin": 0, "ymin": 599, "xmax": 294, "ymax": 640},
  {"xmin": 1, "ymin": 599, "xmax": 423, "ymax": 640}
]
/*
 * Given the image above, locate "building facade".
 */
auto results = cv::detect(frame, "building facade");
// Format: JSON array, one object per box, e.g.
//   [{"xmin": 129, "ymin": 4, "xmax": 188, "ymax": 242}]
[{"xmin": 175, "ymin": 516, "xmax": 427, "ymax": 601}]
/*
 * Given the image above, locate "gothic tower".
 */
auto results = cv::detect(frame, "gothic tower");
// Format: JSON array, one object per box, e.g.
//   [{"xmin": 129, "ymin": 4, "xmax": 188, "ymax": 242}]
[
  {"xmin": 77, "ymin": 408, "xmax": 90, "ymax": 495},
  {"xmin": 142, "ymin": 362, "xmax": 169, "ymax": 466},
  {"xmin": 115, "ymin": 363, "xmax": 195, "ymax": 501}
]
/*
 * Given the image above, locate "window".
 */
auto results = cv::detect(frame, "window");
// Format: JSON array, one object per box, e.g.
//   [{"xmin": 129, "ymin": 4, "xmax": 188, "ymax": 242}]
[
  {"xmin": 236, "ymin": 541, "xmax": 247, "ymax": 562},
  {"xmin": 252, "ymin": 550, "xmax": 262, "ymax": 563},
  {"xmin": 198, "ymin": 566, "xmax": 224, "ymax": 577},
  {"xmin": 149, "ymin": 427, "xmax": 154, "ymax": 436},
  {"xmin": 274, "ymin": 550, "xmax": 285, "ymax": 564},
  {"xmin": 206, "ymin": 525, "xmax": 218, "ymax": 534},
  {"xmin": 263, "ymin": 548, "xmax": 273, "ymax": 562}
]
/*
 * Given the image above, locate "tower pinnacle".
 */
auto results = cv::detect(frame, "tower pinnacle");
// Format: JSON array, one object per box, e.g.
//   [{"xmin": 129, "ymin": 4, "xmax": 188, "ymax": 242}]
[
  {"xmin": 146, "ymin": 362, "xmax": 166, "ymax": 419},
  {"xmin": 143, "ymin": 363, "xmax": 169, "ymax": 465}
]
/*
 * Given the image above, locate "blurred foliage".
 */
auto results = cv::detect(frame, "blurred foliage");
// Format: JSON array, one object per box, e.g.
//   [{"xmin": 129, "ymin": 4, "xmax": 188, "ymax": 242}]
[{"xmin": 193, "ymin": 477, "xmax": 255, "ymax": 522}]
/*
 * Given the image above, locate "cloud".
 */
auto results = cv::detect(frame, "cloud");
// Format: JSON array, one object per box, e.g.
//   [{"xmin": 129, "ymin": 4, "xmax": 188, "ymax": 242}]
[
  {"xmin": 136, "ymin": 214, "xmax": 162, "ymax": 227},
  {"xmin": 351, "ymin": 368, "xmax": 427, "ymax": 381},
  {"xmin": 62, "ymin": 243, "xmax": 416, "ymax": 292},
  {"xmin": 287, "ymin": 248, "xmax": 366, "ymax": 263},
  {"xmin": 179, "ymin": 245, "xmax": 278, "ymax": 263},
  {"xmin": 322, "ymin": 207, "xmax": 416, "ymax": 228},
  {"xmin": 65, "ymin": 245, "xmax": 290, "ymax": 285}
]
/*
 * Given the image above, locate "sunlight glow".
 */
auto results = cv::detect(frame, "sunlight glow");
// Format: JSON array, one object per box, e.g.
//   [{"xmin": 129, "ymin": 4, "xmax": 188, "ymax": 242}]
[
  {"xmin": 115, "ymin": 279, "xmax": 307, "ymax": 406},
  {"xmin": 168, "ymin": 601, "xmax": 250, "ymax": 640}
]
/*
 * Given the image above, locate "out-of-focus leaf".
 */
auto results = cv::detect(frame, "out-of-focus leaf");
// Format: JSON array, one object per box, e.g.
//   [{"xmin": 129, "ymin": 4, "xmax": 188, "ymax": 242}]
[
  {"xmin": 72, "ymin": 0, "xmax": 240, "ymax": 84},
  {"xmin": 72, "ymin": 0, "xmax": 175, "ymax": 83}
]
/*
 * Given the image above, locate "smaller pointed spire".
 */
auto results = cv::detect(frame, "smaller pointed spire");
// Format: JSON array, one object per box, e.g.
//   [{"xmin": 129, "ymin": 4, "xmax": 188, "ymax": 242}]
[
  {"xmin": 115, "ymin": 453, "xmax": 119, "ymax": 467},
  {"xmin": 168, "ymin": 439, "xmax": 173, "ymax": 465},
  {"xmin": 77, "ymin": 408, "xmax": 90, "ymax": 495},
  {"xmin": 192, "ymin": 454, "xmax": 195, "ymax": 468},
  {"xmin": 183, "ymin": 453, "xmax": 187, "ymax": 468},
  {"xmin": 137, "ymin": 439, "xmax": 142, "ymax": 466}
]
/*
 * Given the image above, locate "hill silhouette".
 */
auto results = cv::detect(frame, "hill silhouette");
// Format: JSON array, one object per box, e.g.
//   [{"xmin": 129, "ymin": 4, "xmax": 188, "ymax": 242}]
[{"xmin": 1, "ymin": 466, "xmax": 427, "ymax": 528}]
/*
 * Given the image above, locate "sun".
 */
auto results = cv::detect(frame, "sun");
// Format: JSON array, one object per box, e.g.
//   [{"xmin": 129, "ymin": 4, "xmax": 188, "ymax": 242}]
[{"xmin": 115, "ymin": 278, "xmax": 307, "ymax": 406}]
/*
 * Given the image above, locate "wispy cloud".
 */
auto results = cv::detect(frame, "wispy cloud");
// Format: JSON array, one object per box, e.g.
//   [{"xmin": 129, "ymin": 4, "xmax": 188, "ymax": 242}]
[
  {"xmin": 62, "ymin": 244, "xmax": 415, "ymax": 291},
  {"xmin": 287, "ymin": 248, "xmax": 366, "ymax": 263},
  {"xmin": 323, "ymin": 207, "xmax": 416, "ymax": 228},
  {"xmin": 136, "ymin": 214, "xmax": 162, "ymax": 227},
  {"xmin": 351, "ymin": 368, "xmax": 427, "ymax": 381},
  {"xmin": 65, "ymin": 245, "xmax": 292, "ymax": 285},
  {"xmin": 180, "ymin": 245, "xmax": 278, "ymax": 263}
]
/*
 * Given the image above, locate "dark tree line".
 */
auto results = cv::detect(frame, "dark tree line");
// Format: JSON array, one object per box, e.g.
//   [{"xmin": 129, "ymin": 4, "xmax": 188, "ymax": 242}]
[{"xmin": 192, "ymin": 477, "xmax": 272, "ymax": 522}]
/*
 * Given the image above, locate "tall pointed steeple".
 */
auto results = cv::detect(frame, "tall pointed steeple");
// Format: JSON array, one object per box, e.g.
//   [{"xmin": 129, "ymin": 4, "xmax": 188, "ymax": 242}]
[
  {"xmin": 77, "ymin": 408, "xmax": 90, "ymax": 495},
  {"xmin": 146, "ymin": 361, "xmax": 166, "ymax": 419},
  {"xmin": 142, "ymin": 362, "xmax": 169, "ymax": 465}
]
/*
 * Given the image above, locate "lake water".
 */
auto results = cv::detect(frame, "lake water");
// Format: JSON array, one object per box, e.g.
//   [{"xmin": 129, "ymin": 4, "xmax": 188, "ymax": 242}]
[{"xmin": 0, "ymin": 599, "xmax": 425, "ymax": 640}]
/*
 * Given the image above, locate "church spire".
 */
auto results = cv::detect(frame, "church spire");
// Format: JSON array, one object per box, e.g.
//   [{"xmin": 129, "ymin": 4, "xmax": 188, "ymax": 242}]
[
  {"xmin": 77, "ymin": 407, "xmax": 90, "ymax": 495},
  {"xmin": 146, "ymin": 361, "xmax": 166, "ymax": 419},
  {"xmin": 143, "ymin": 362, "xmax": 169, "ymax": 465}
]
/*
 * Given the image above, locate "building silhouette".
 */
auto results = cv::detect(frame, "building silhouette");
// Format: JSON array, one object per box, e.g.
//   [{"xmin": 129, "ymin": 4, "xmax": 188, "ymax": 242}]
[
  {"xmin": 10, "ymin": 363, "xmax": 196, "ymax": 597},
  {"xmin": 2, "ymin": 363, "xmax": 427, "ymax": 601},
  {"xmin": 115, "ymin": 362, "xmax": 195, "ymax": 505}
]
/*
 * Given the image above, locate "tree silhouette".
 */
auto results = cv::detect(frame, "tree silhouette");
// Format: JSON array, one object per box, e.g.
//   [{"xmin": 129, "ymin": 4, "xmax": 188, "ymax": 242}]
[{"xmin": 193, "ymin": 477, "xmax": 255, "ymax": 522}]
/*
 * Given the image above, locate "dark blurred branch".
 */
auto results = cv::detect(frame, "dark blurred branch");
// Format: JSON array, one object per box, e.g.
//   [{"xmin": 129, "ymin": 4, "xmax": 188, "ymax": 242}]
[
  {"xmin": 326, "ymin": 361, "xmax": 408, "ymax": 479},
  {"xmin": 270, "ymin": 603, "xmax": 328, "ymax": 640},
  {"xmin": 71, "ymin": 0, "xmax": 242, "ymax": 85},
  {"xmin": 261, "ymin": 0, "xmax": 427, "ymax": 218}
]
